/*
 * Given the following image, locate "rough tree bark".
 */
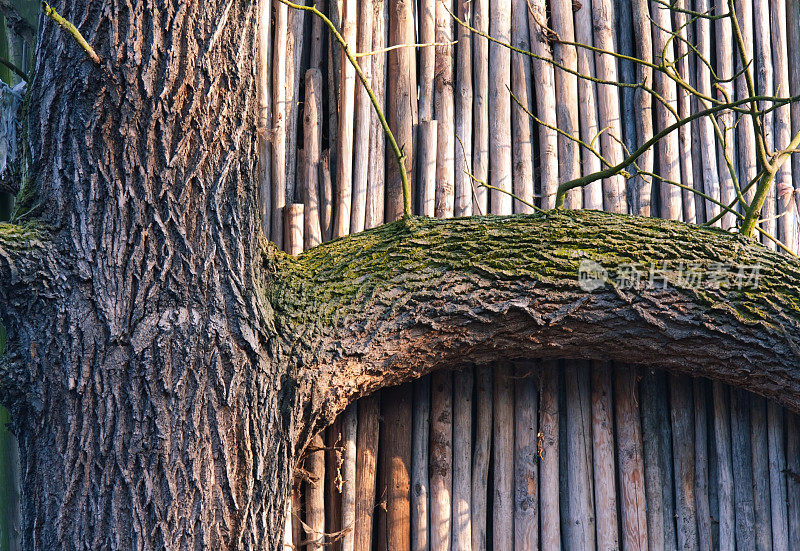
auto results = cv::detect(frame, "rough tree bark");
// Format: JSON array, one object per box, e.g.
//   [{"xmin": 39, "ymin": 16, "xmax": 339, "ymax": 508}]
[{"xmin": 1, "ymin": 1, "xmax": 800, "ymax": 550}]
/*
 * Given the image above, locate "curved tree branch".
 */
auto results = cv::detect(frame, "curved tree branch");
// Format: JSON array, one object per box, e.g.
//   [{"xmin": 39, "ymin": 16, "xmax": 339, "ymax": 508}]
[{"xmin": 271, "ymin": 211, "xmax": 800, "ymax": 437}]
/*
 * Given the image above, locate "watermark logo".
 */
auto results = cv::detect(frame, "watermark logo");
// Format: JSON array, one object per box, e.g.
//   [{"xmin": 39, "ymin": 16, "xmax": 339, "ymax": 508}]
[{"xmin": 578, "ymin": 259, "xmax": 608, "ymax": 291}]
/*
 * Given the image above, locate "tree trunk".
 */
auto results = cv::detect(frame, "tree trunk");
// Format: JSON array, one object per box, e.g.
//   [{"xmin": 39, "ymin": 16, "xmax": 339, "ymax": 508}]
[{"xmin": 2, "ymin": 1, "xmax": 800, "ymax": 550}]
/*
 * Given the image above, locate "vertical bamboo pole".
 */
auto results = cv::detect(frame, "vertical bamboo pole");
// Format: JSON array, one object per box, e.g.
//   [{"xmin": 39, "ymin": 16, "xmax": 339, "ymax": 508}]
[
  {"xmin": 539, "ymin": 360, "xmax": 560, "ymax": 550},
  {"xmin": 306, "ymin": 433, "xmax": 327, "ymax": 550},
  {"xmin": 418, "ymin": 0, "xmax": 435, "ymax": 123},
  {"xmin": 712, "ymin": 381, "xmax": 736, "ymax": 550},
  {"xmin": 787, "ymin": 413, "xmax": 800, "ymax": 548},
  {"xmin": 366, "ymin": 0, "xmax": 387, "ymax": 229},
  {"xmin": 649, "ymin": 0, "xmax": 682, "ymax": 220},
  {"xmin": 551, "ymin": 0, "xmax": 582, "ymax": 210},
  {"xmin": 693, "ymin": 379, "xmax": 712, "ymax": 551},
  {"xmin": 284, "ymin": 204, "xmax": 304, "ymax": 256},
  {"xmin": 452, "ymin": 370, "xmax": 472, "ymax": 551},
  {"xmin": 411, "ymin": 377, "xmax": 430, "ymax": 551},
  {"xmin": 430, "ymin": 371, "xmax": 453, "ymax": 551},
  {"xmin": 271, "ymin": 2, "xmax": 288, "ymax": 249},
  {"xmin": 350, "ymin": 0, "xmax": 373, "ymax": 234},
  {"xmin": 355, "ymin": 393, "xmax": 380, "ymax": 551},
  {"xmin": 731, "ymin": 388, "xmax": 756, "ymax": 549},
  {"xmin": 789, "ymin": 1, "xmax": 800, "ymax": 217},
  {"xmin": 630, "ymin": 0, "xmax": 654, "ymax": 216},
  {"xmin": 514, "ymin": 362, "xmax": 538, "ymax": 551},
  {"xmin": 592, "ymin": 0, "xmax": 627, "ymax": 213},
  {"xmin": 673, "ymin": 0, "xmax": 696, "ymax": 224},
  {"xmin": 510, "ymin": 0, "xmax": 534, "ymax": 213},
  {"xmin": 669, "ymin": 375, "xmax": 698, "ymax": 550},
  {"xmin": 341, "ymin": 406, "xmax": 358, "ymax": 551},
  {"xmin": 753, "ymin": 0, "xmax": 775, "ymax": 249},
  {"xmin": 418, "ymin": 120, "xmax": 438, "ymax": 217},
  {"xmin": 573, "ymin": 0, "xmax": 603, "ymax": 211},
  {"xmin": 615, "ymin": 365, "xmax": 648, "ymax": 551},
  {"xmin": 434, "ymin": 0, "xmax": 455, "ymax": 219},
  {"xmin": 320, "ymin": 150, "xmax": 334, "ymax": 242},
  {"xmin": 750, "ymin": 396, "xmax": 773, "ymax": 551},
  {"xmin": 334, "ymin": 0, "xmax": 357, "ymax": 238},
  {"xmin": 471, "ymin": 366, "xmax": 492, "ymax": 551},
  {"xmin": 768, "ymin": 402, "xmax": 789, "ymax": 550},
  {"xmin": 489, "ymin": 0, "xmax": 512, "ymax": 215},
  {"xmin": 326, "ymin": 417, "xmax": 343, "ymax": 551},
  {"xmin": 770, "ymin": 0, "xmax": 797, "ymax": 253},
  {"xmin": 493, "ymin": 362, "xmax": 514, "ymax": 550},
  {"xmin": 380, "ymin": 385, "xmax": 412, "ymax": 551},
  {"xmin": 454, "ymin": 0, "xmax": 473, "ymax": 217},
  {"xmin": 591, "ymin": 361, "xmax": 619, "ymax": 550},
  {"xmin": 387, "ymin": 0, "xmax": 417, "ymax": 221},
  {"xmin": 304, "ymin": 69, "xmax": 323, "ymax": 250},
  {"xmin": 733, "ymin": 0, "xmax": 757, "ymax": 205},
  {"xmin": 641, "ymin": 369, "xmax": 677, "ymax": 549},
  {"xmin": 694, "ymin": 0, "xmax": 720, "ymax": 226},
  {"xmin": 527, "ymin": 0, "xmax": 558, "ymax": 210},
  {"xmin": 563, "ymin": 361, "xmax": 595, "ymax": 549},
  {"xmin": 472, "ymin": 0, "xmax": 489, "ymax": 215},
  {"xmin": 257, "ymin": 0, "xmax": 273, "ymax": 239},
  {"xmin": 715, "ymin": 5, "xmax": 737, "ymax": 231},
  {"xmin": 285, "ymin": 7, "xmax": 305, "ymax": 205}
]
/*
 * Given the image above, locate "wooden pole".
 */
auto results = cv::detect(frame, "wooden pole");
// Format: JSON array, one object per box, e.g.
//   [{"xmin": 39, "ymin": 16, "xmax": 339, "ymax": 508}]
[
  {"xmin": 493, "ymin": 362, "xmax": 514, "ymax": 550},
  {"xmin": 510, "ymin": 0, "xmax": 534, "ymax": 213},
  {"xmin": 753, "ymin": 0, "xmax": 775, "ymax": 249},
  {"xmin": 453, "ymin": 0, "xmax": 473, "ymax": 217},
  {"xmin": 550, "ymin": 0, "xmax": 582, "ymax": 210},
  {"xmin": 750, "ymin": 396, "xmax": 773, "ymax": 551},
  {"xmin": 334, "ymin": 0, "xmax": 357, "ymax": 238},
  {"xmin": 649, "ymin": 0, "xmax": 682, "ymax": 220},
  {"xmin": 712, "ymin": 381, "xmax": 736, "ymax": 550},
  {"xmin": 326, "ymin": 417, "xmax": 343, "ymax": 551},
  {"xmin": 417, "ymin": 120, "xmax": 438, "ymax": 217},
  {"xmin": 271, "ymin": 1, "xmax": 288, "ymax": 249},
  {"xmin": 434, "ymin": 0, "xmax": 455, "ymax": 219},
  {"xmin": 284, "ymin": 204, "xmax": 304, "ymax": 256},
  {"xmin": 730, "ymin": 388, "xmax": 756, "ymax": 549},
  {"xmin": 788, "ymin": 1, "xmax": 800, "ymax": 222},
  {"xmin": 257, "ymin": 0, "xmax": 273, "ymax": 239},
  {"xmin": 411, "ymin": 378, "xmax": 430, "ymax": 551},
  {"xmin": 320, "ymin": 150, "xmax": 334, "ymax": 242},
  {"xmin": 355, "ymin": 393, "xmax": 380, "ymax": 551},
  {"xmin": 350, "ymin": 0, "xmax": 373, "ymax": 234},
  {"xmin": 366, "ymin": 0, "xmax": 387, "ymax": 229},
  {"xmin": 386, "ymin": 0, "xmax": 417, "ymax": 221},
  {"xmin": 733, "ymin": 0, "xmax": 757, "ymax": 204},
  {"xmin": 306, "ymin": 433, "xmax": 326, "ymax": 550},
  {"xmin": 539, "ymin": 360, "xmax": 560, "ymax": 550},
  {"xmin": 592, "ymin": 0, "xmax": 627, "ymax": 213},
  {"xmin": 693, "ymin": 379, "xmax": 713, "ymax": 551},
  {"xmin": 309, "ymin": 0, "xmax": 325, "ymax": 70},
  {"xmin": 563, "ymin": 361, "xmax": 595, "ymax": 549},
  {"xmin": 472, "ymin": 0, "xmax": 489, "ymax": 215},
  {"xmin": 573, "ymin": 0, "xmax": 603, "ymax": 211},
  {"xmin": 673, "ymin": 0, "xmax": 696, "ymax": 224},
  {"xmin": 285, "ymin": 7, "xmax": 305, "ymax": 206},
  {"xmin": 768, "ymin": 401, "xmax": 789, "ymax": 550},
  {"xmin": 715, "ymin": 5, "xmax": 737, "ymax": 231},
  {"xmin": 381, "ymin": 385, "xmax": 412, "ymax": 551},
  {"xmin": 614, "ymin": 365, "xmax": 648, "ymax": 551},
  {"xmin": 341, "ymin": 405, "xmax": 358, "ymax": 551},
  {"xmin": 452, "ymin": 369, "xmax": 472, "ymax": 551},
  {"xmin": 694, "ymin": 0, "xmax": 721, "ymax": 227},
  {"xmin": 488, "ymin": 0, "xmax": 512, "ymax": 215},
  {"xmin": 669, "ymin": 375, "xmax": 698, "ymax": 550},
  {"xmin": 641, "ymin": 369, "xmax": 677, "ymax": 549},
  {"xmin": 418, "ymin": 0, "xmax": 435, "ymax": 123},
  {"xmin": 527, "ymin": 0, "xmax": 558, "ymax": 210},
  {"xmin": 514, "ymin": 362, "xmax": 538, "ymax": 551},
  {"xmin": 303, "ymin": 69, "xmax": 323, "ymax": 250},
  {"xmin": 787, "ymin": 413, "xmax": 800, "ymax": 548},
  {"xmin": 471, "ymin": 365, "xmax": 492, "ymax": 551},
  {"xmin": 630, "ymin": 0, "xmax": 654, "ymax": 216},
  {"xmin": 430, "ymin": 371, "xmax": 453, "ymax": 551},
  {"xmin": 592, "ymin": 361, "xmax": 618, "ymax": 550},
  {"xmin": 770, "ymin": 0, "xmax": 797, "ymax": 253}
]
